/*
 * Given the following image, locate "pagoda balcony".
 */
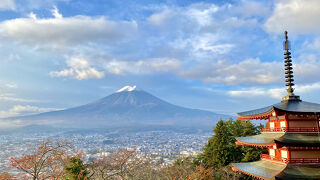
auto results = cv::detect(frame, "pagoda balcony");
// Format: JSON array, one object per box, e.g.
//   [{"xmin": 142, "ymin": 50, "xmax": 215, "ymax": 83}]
[
  {"xmin": 261, "ymin": 154, "xmax": 320, "ymax": 164},
  {"xmin": 260, "ymin": 127, "xmax": 320, "ymax": 133}
]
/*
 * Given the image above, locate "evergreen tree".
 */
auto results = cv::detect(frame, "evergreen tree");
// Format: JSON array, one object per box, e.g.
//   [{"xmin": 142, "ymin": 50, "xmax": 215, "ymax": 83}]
[
  {"xmin": 211, "ymin": 120, "xmax": 234, "ymax": 167},
  {"xmin": 196, "ymin": 118, "xmax": 264, "ymax": 168},
  {"xmin": 198, "ymin": 120, "xmax": 234, "ymax": 168},
  {"xmin": 64, "ymin": 157, "xmax": 89, "ymax": 180}
]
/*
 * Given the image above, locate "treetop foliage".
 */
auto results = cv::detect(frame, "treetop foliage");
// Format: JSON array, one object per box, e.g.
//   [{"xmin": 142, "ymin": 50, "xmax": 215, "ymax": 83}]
[{"xmin": 195, "ymin": 118, "xmax": 264, "ymax": 168}]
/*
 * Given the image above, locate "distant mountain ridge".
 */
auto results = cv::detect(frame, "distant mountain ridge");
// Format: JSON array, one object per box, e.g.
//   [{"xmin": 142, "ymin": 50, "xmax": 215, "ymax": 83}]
[{"xmin": 7, "ymin": 86, "xmax": 230, "ymax": 128}]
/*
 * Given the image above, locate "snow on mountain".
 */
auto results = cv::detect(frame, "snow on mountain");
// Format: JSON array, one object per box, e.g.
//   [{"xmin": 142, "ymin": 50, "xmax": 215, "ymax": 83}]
[{"xmin": 116, "ymin": 85, "xmax": 137, "ymax": 92}]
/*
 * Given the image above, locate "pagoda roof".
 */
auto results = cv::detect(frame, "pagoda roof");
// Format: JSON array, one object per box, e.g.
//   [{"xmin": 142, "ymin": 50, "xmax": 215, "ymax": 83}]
[
  {"xmin": 276, "ymin": 164, "xmax": 320, "ymax": 180},
  {"xmin": 232, "ymin": 160, "xmax": 320, "ymax": 180},
  {"xmin": 238, "ymin": 100, "xmax": 320, "ymax": 119},
  {"xmin": 236, "ymin": 134, "xmax": 283, "ymax": 147},
  {"xmin": 232, "ymin": 160, "xmax": 286, "ymax": 180},
  {"xmin": 237, "ymin": 133, "xmax": 320, "ymax": 147},
  {"xmin": 275, "ymin": 133, "xmax": 320, "ymax": 147}
]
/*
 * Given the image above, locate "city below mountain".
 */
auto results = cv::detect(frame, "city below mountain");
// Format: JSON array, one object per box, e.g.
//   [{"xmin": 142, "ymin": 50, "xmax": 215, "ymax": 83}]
[{"xmin": 6, "ymin": 86, "xmax": 230, "ymax": 129}]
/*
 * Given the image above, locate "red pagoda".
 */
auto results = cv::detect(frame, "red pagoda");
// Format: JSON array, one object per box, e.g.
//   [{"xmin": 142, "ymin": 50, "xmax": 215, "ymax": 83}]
[{"xmin": 231, "ymin": 31, "xmax": 320, "ymax": 180}]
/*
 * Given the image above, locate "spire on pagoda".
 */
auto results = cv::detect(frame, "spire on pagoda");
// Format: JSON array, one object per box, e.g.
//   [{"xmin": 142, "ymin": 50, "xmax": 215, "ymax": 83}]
[
  {"xmin": 282, "ymin": 31, "xmax": 300, "ymax": 102},
  {"xmin": 232, "ymin": 30, "xmax": 320, "ymax": 180}
]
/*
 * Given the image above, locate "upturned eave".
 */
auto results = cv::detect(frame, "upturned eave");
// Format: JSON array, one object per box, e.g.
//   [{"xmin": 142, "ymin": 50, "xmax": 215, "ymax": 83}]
[{"xmin": 235, "ymin": 134, "xmax": 284, "ymax": 147}]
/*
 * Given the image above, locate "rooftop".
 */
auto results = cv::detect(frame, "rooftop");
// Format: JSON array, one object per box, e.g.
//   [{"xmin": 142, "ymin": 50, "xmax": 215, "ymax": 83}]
[
  {"xmin": 232, "ymin": 160, "xmax": 320, "ymax": 180},
  {"xmin": 238, "ymin": 100, "xmax": 320, "ymax": 118},
  {"xmin": 236, "ymin": 133, "xmax": 320, "ymax": 147}
]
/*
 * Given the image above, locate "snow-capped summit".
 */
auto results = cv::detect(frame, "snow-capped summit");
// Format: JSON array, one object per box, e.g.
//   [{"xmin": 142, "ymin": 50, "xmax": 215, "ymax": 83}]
[{"xmin": 116, "ymin": 85, "xmax": 137, "ymax": 93}]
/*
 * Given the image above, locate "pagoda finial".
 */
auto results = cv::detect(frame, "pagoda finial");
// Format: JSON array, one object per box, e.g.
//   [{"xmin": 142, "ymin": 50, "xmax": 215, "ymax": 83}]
[{"xmin": 282, "ymin": 31, "xmax": 300, "ymax": 102}]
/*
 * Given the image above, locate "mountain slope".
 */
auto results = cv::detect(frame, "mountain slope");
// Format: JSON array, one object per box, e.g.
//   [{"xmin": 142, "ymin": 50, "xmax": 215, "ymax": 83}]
[{"xmin": 7, "ymin": 87, "xmax": 230, "ymax": 128}]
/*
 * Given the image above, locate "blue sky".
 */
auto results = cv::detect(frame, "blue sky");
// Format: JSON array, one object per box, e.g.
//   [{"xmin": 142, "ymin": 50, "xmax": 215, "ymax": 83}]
[{"xmin": 1, "ymin": 0, "xmax": 320, "ymax": 124}]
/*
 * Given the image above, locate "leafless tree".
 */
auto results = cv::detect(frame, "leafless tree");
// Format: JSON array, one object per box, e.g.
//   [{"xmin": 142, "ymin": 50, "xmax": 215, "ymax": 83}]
[
  {"xmin": 10, "ymin": 140, "xmax": 74, "ymax": 180},
  {"xmin": 89, "ymin": 148, "xmax": 157, "ymax": 180}
]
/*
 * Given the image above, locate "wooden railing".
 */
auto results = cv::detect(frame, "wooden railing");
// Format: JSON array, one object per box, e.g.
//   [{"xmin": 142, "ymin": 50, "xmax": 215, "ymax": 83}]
[
  {"xmin": 260, "ymin": 127, "xmax": 320, "ymax": 132},
  {"xmin": 260, "ymin": 154, "xmax": 284, "ymax": 162},
  {"xmin": 261, "ymin": 154, "xmax": 320, "ymax": 164}
]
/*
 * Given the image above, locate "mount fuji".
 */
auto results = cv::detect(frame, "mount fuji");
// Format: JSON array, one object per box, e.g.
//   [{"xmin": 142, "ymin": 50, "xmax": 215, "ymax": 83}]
[{"xmin": 7, "ymin": 86, "xmax": 230, "ymax": 129}]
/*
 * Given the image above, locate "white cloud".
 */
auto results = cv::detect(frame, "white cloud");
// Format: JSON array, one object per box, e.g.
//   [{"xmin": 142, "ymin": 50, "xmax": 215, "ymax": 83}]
[
  {"xmin": 136, "ymin": 58, "xmax": 181, "ymax": 72},
  {"xmin": 0, "ymin": 83, "xmax": 37, "ymax": 102},
  {"xmin": 147, "ymin": 3, "xmax": 258, "ymax": 62},
  {"xmin": 50, "ymin": 57, "xmax": 105, "ymax": 80},
  {"xmin": 0, "ymin": 105, "xmax": 58, "ymax": 118},
  {"xmin": 28, "ymin": 12, "xmax": 37, "ymax": 19},
  {"xmin": 295, "ymin": 82, "xmax": 320, "ymax": 94},
  {"xmin": 0, "ymin": 7, "xmax": 138, "ymax": 47},
  {"xmin": 0, "ymin": 0, "xmax": 15, "ymax": 11},
  {"xmin": 147, "ymin": 3, "xmax": 258, "ymax": 31},
  {"xmin": 0, "ymin": 103, "xmax": 64, "ymax": 129},
  {"xmin": 0, "ymin": 93, "xmax": 36, "ymax": 102},
  {"xmin": 228, "ymin": 87, "xmax": 285, "ymax": 99},
  {"xmin": 5, "ymin": 83, "xmax": 18, "ymax": 89},
  {"xmin": 148, "ymin": 9, "xmax": 175, "ymax": 26},
  {"xmin": 51, "ymin": 6, "xmax": 62, "ymax": 19},
  {"xmin": 0, "ymin": 120, "xmax": 23, "ymax": 129},
  {"xmin": 104, "ymin": 60, "xmax": 132, "ymax": 75},
  {"xmin": 179, "ymin": 58, "xmax": 282, "ymax": 84},
  {"xmin": 0, "ymin": 105, "xmax": 59, "ymax": 129},
  {"xmin": 102, "ymin": 58, "xmax": 181, "ymax": 75},
  {"xmin": 176, "ymin": 52, "xmax": 320, "ymax": 85},
  {"xmin": 191, "ymin": 34, "xmax": 234, "ymax": 57},
  {"xmin": 186, "ymin": 3, "xmax": 219, "ymax": 26},
  {"xmin": 294, "ymin": 55, "xmax": 320, "ymax": 79},
  {"xmin": 303, "ymin": 38, "xmax": 320, "ymax": 54},
  {"xmin": 170, "ymin": 33, "xmax": 235, "ymax": 60},
  {"xmin": 228, "ymin": 82, "xmax": 320, "ymax": 99},
  {"xmin": 265, "ymin": 0, "xmax": 320, "ymax": 34},
  {"xmin": 147, "ymin": 3, "xmax": 219, "ymax": 28}
]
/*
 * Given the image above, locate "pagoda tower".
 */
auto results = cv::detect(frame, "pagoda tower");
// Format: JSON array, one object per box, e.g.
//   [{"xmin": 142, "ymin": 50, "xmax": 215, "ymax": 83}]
[{"xmin": 231, "ymin": 31, "xmax": 320, "ymax": 180}]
